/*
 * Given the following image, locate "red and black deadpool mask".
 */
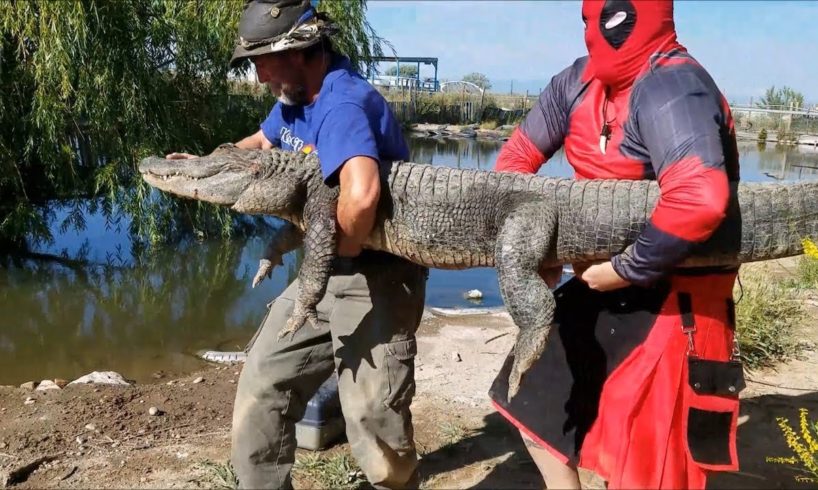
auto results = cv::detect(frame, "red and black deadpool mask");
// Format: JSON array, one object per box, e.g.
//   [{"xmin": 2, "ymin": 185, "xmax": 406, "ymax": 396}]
[{"xmin": 582, "ymin": 0, "xmax": 679, "ymax": 91}]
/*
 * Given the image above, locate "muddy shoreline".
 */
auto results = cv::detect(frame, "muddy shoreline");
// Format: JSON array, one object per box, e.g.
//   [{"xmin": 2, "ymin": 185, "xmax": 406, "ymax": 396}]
[{"xmin": 406, "ymin": 123, "xmax": 514, "ymax": 141}]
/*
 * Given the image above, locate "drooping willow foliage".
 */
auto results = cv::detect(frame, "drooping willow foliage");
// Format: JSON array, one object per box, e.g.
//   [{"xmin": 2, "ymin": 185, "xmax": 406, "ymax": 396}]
[{"xmin": 0, "ymin": 0, "xmax": 387, "ymax": 251}]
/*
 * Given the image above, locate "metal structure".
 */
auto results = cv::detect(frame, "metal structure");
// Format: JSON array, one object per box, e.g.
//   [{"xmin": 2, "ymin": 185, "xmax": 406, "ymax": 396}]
[
  {"xmin": 730, "ymin": 104, "xmax": 818, "ymax": 117},
  {"xmin": 731, "ymin": 104, "xmax": 818, "ymax": 139},
  {"xmin": 367, "ymin": 56, "xmax": 439, "ymax": 92}
]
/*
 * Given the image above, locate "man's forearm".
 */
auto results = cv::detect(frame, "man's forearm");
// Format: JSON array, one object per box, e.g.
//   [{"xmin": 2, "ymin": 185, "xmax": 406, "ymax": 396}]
[
  {"xmin": 337, "ymin": 196, "xmax": 378, "ymax": 249},
  {"xmin": 335, "ymin": 156, "xmax": 381, "ymax": 256},
  {"xmin": 235, "ymin": 130, "xmax": 273, "ymax": 150}
]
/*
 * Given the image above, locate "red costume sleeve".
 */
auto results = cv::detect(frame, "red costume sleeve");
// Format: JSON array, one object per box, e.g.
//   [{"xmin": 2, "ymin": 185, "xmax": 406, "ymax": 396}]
[
  {"xmin": 611, "ymin": 74, "xmax": 734, "ymax": 286},
  {"xmin": 494, "ymin": 128, "xmax": 546, "ymax": 174}
]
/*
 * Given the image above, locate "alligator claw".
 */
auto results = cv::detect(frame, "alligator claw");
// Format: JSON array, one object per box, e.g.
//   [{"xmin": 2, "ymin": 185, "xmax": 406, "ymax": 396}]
[
  {"xmin": 277, "ymin": 308, "xmax": 320, "ymax": 340},
  {"xmin": 253, "ymin": 254, "xmax": 286, "ymax": 288},
  {"xmin": 507, "ymin": 326, "xmax": 550, "ymax": 402},
  {"xmin": 252, "ymin": 259, "xmax": 274, "ymax": 288}
]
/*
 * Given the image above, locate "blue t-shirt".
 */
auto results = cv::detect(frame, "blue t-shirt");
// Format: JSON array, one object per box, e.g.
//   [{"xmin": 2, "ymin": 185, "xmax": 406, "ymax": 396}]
[{"xmin": 260, "ymin": 55, "xmax": 409, "ymax": 184}]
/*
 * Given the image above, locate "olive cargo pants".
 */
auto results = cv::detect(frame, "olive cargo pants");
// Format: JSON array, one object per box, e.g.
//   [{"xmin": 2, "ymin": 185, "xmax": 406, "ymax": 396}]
[{"xmin": 231, "ymin": 254, "xmax": 428, "ymax": 489}]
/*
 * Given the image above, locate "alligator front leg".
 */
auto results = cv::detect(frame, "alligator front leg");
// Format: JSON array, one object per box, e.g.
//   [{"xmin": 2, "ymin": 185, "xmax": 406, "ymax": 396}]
[
  {"xmin": 277, "ymin": 201, "xmax": 337, "ymax": 340},
  {"xmin": 495, "ymin": 202, "xmax": 558, "ymax": 401},
  {"xmin": 252, "ymin": 222, "xmax": 305, "ymax": 288}
]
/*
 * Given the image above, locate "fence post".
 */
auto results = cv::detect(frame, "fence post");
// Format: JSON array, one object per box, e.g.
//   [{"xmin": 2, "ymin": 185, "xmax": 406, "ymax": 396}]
[
  {"xmin": 409, "ymin": 82, "xmax": 416, "ymax": 123},
  {"xmin": 461, "ymin": 84, "xmax": 466, "ymax": 124},
  {"xmin": 478, "ymin": 89, "xmax": 485, "ymax": 124}
]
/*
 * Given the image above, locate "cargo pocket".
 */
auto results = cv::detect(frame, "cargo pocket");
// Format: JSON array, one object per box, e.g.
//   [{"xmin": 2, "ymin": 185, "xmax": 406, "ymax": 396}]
[
  {"xmin": 383, "ymin": 338, "xmax": 417, "ymax": 410},
  {"xmin": 684, "ymin": 357, "xmax": 744, "ymax": 471}
]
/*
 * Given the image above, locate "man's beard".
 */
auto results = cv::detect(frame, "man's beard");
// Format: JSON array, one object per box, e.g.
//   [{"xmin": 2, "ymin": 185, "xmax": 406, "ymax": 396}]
[{"xmin": 277, "ymin": 84, "xmax": 308, "ymax": 106}]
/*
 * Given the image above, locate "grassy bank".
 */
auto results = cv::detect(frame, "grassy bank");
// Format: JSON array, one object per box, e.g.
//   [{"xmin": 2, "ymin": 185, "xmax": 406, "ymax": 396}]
[
  {"xmin": 380, "ymin": 89, "xmax": 533, "ymax": 126},
  {"xmin": 737, "ymin": 254, "xmax": 818, "ymax": 370}
]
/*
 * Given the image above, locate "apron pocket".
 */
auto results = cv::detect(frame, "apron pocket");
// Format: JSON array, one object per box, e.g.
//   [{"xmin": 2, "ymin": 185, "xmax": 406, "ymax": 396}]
[
  {"xmin": 684, "ymin": 358, "xmax": 742, "ymax": 471},
  {"xmin": 687, "ymin": 405, "xmax": 735, "ymax": 467}
]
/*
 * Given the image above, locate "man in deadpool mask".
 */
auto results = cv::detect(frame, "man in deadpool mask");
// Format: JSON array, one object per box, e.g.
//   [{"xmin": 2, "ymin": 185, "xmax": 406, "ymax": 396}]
[{"xmin": 488, "ymin": 1, "xmax": 743, "ymax": 488}]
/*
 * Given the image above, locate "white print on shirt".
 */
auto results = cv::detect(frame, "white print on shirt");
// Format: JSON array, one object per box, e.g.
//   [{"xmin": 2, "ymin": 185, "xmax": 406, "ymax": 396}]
[{"xmin": 279, "ymin": 127, "xmax": 304, "ymax": 152}]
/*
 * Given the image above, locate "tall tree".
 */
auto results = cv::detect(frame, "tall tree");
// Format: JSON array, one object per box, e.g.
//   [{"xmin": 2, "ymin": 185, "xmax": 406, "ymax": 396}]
[
  {"xmin": 385, "ymin": 65, "xmax": 419, "ymax": 77},
  {"xmin": 317, "ymin": 0, "xmax": 392, "ymax": 74},
  {"xmin": 757, "ymin": 85, "xmax": 805, "ymax": 110},
  {"xmin": 0, "ymin": 0, "xmax": 385, "ymax": 251},
  {"xmin": 462, "ymin": 72, "xmax": 492, "ymax": 91}
]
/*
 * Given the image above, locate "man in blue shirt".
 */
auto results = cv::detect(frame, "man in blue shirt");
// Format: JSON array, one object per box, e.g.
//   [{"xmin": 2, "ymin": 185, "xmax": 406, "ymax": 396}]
[{"xmin": 168, "ymin": 1, "xmax": 427, "ymax": 488}]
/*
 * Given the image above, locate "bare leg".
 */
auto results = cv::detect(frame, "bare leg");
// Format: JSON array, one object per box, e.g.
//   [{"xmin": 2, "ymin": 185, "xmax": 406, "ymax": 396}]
[{"xmin": 520, "ymin": 431, "xmax": 582, "ymax": 490}]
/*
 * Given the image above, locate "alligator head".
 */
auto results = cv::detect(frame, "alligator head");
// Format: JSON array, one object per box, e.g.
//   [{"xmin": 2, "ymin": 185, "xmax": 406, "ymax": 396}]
[{"xmin": 138, "ymin": 146, "xmax": 320, "ymax": 219}]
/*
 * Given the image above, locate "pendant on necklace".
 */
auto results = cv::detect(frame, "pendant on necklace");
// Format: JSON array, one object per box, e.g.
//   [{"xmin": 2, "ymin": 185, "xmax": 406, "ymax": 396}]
[{"xmin": 599, "ymin": 123, "xmax": 611, "ymax": 154}]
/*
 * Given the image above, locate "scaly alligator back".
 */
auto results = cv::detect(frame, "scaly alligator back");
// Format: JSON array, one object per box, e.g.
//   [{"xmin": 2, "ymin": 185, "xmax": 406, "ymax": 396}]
[
  {"xmin": 549, "ymin": 178, "xmax": 818, "ymax": 266},
  {"xmin": 369, "ymin": 162, "xmax": 818, "ymax": 269}
]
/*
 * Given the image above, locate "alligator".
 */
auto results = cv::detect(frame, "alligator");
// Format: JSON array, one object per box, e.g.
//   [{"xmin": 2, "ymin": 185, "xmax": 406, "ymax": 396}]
[{"xmin": 139, "ymin": 145, "xmax": 818, "ymax": 398}]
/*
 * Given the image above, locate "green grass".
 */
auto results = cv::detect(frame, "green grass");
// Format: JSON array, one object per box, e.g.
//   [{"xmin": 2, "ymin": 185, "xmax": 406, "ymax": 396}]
[
  {"xmin": 438, "ymin": 421, "xmax": 470, "ymax": 446},
  {"xmin": 740, "ymin": 254, "xmax": 818, "ymax": 370},
  {"xmin": 195, "ymin": 460, "xmax": 238, "ymax": 490},
  {"xmin": 735, "ymin": 272, "xmax": 807, "ymax": 370},
  {"xmin": 293, "ymin": 452, "xmax": 366, "ymax": 490},
  {"xmin": 784, "ymin": 255, "xmax": 818, "ymax": 291},
  {"xmin": 194, "ymin": 453, "xmax": 369, "ymax": 490}
]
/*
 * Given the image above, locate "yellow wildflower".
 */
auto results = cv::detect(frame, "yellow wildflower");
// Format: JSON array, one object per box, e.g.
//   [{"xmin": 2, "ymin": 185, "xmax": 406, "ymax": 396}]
[
  {"xmin": 766, "ymin": 456, "xmax": 798, "ymax": 464},
  {"xmin": 801, "ymin": 408, "xmax": 818, "ymax": 453},
  {"xmin": 804, "ymin": 238, "xmax": 818, "ymax": 260},
  {"xmin": 768, "ymin": 410, "xmax": 818, "ymax": 482}
]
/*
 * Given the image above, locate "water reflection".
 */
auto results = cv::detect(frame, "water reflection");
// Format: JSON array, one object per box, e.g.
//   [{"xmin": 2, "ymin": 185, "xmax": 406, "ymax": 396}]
[
  {"xmin": 743, "ymin": 142, "xmax": 818, "ymax": 181},
  {"xmin": 406, "ymin": 134, "xmax": 575, "ymax": 178},
  {"xmin": 1, "ymin": 137, "xmax": 817, "ymax": 385},
  {"xmin": 408, "ymin": 136, "xmax": 504, "ymax": 170},
  {"xmin": 0, "ymin": 221, "xmax": 299, "ymax": 385}
]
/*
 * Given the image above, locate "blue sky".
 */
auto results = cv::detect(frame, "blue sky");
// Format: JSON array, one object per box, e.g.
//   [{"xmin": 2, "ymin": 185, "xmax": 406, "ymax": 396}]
[{"xmin": 365, "ymin": 1, "xmax": 818, "ymax": 104}]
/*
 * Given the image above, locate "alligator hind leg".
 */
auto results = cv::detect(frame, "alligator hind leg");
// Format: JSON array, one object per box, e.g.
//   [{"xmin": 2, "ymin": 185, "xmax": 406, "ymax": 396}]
[{"xmin": 495, "ymin": 202, "xmax": 558, "ymax": 401}]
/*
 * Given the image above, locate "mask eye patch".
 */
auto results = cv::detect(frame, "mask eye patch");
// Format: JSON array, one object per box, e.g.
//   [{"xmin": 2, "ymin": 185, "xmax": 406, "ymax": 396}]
[
  {"xmin": 599, "ymin": 0, "xmax": 637, "ymax": 49},
  {"xmin": 605, "ymin": 11, "xmax": 628, "ymax": 29}
]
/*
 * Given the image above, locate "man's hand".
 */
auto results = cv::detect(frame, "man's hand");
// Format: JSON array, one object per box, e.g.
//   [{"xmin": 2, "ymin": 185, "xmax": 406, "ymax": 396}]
[
  {"xmin": 576, "ymin": 261, "xmax": 630, "ymax": 292},
  {"xmin": 165, "ymin": 152, "xmax": 198, "ymax": 160},
  {"xmin": 165, "ymin": 130, "xmax": 274, "ymax": 161},
  {"xmin": 336, "ymin": 156, "xmax": 381, "ymax": 257},
  {"xmin": 538, "ymin": 265, "xmax": 563, "ymax": 289},
  {"xmin": 336, "ymin": 231, "xmax": 364, "ymax": 257},
  {"xmin": 235, "ymin": 129, "xmax": 274, "ymax": 150}
]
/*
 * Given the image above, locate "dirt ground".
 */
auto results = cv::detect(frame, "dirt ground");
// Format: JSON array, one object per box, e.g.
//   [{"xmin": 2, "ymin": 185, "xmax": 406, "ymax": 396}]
[{"xmin": 1, "ymin": 259, "xmax": 817, "ymax": 489}]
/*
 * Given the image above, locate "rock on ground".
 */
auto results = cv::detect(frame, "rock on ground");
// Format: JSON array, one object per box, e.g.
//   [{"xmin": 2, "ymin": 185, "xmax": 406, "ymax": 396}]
[{"xmin": 68, "ymin": 371, "xmax": 131, "ymax": 386}]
